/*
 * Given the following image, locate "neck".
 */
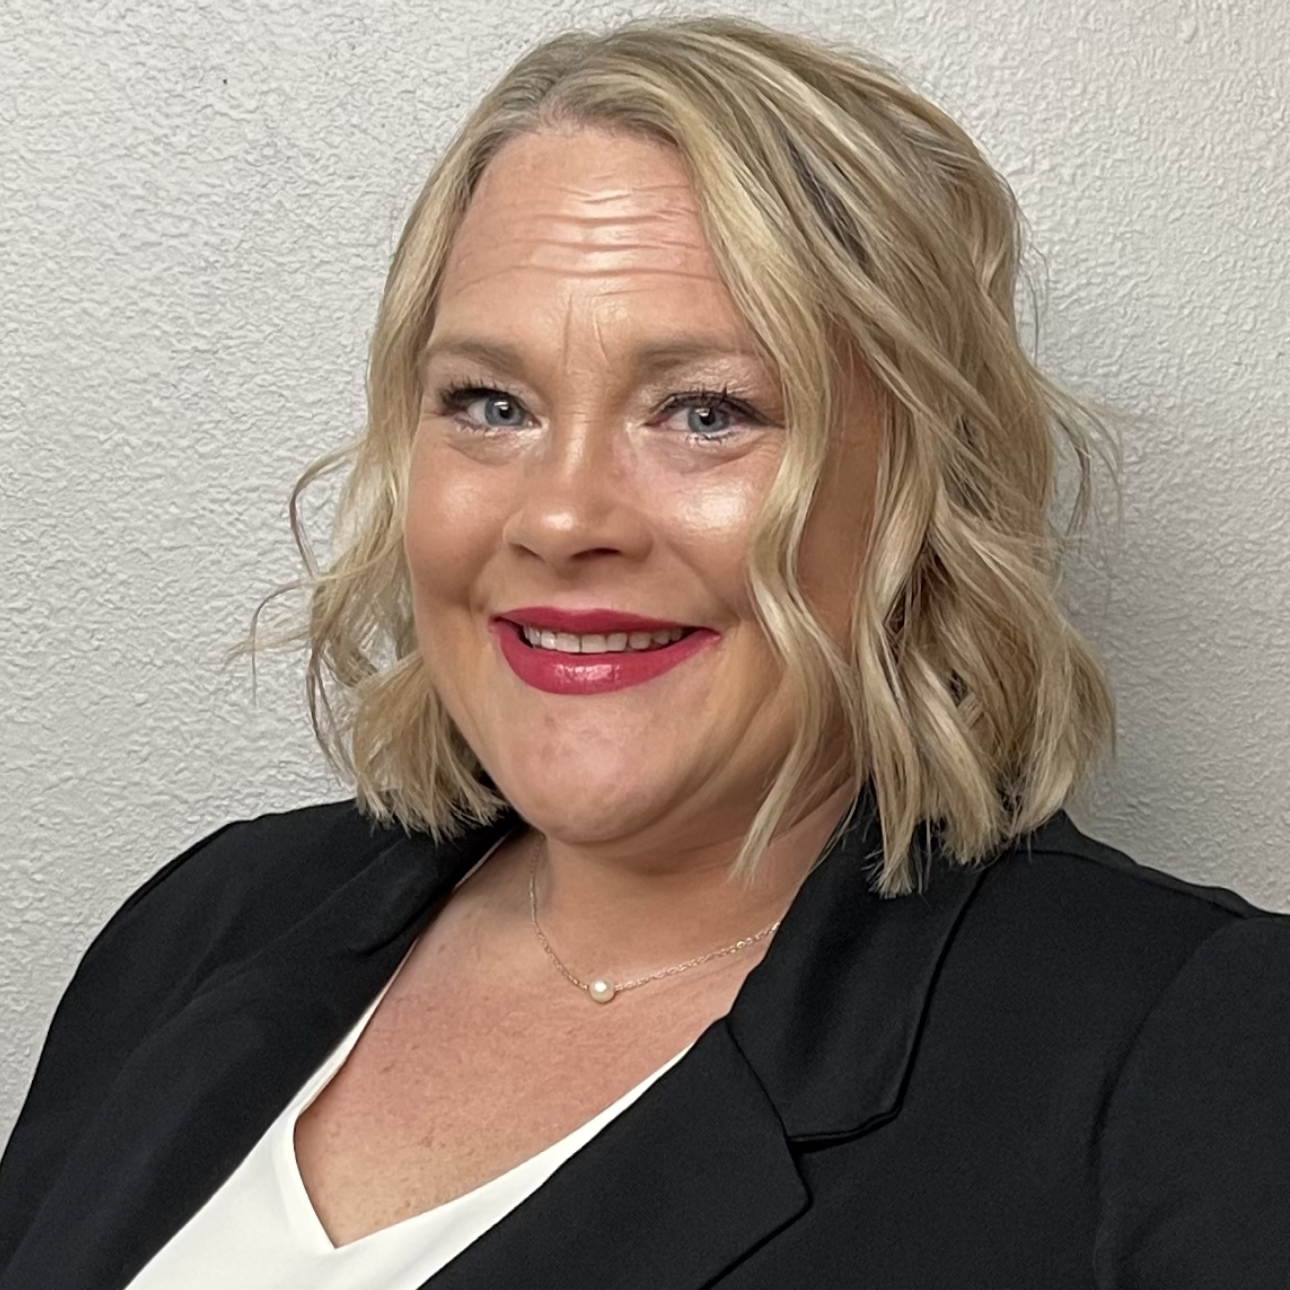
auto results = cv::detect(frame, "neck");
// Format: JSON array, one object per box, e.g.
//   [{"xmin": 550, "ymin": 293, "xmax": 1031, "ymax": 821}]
[{"xmin": 522, "ymin": 784, "xmax": 857, "ymax": 980}]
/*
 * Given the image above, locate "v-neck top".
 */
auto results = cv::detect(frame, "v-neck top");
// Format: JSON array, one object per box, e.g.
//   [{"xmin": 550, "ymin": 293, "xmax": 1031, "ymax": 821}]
[{"xmin": 124, "ymin": 834, "xmax": 690, "ymax": 1290}]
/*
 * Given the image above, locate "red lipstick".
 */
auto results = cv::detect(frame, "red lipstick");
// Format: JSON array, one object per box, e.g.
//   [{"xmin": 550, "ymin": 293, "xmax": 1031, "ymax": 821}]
[{"xmin": 490, "ymin": 607, "xmax": 718, "ymax": 695}]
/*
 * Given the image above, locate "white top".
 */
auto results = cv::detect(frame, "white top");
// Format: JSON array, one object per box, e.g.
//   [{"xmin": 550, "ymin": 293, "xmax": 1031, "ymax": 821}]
[{"xmin": 126, "ymin": 840, "xmax": 689, "ymax": 1289}]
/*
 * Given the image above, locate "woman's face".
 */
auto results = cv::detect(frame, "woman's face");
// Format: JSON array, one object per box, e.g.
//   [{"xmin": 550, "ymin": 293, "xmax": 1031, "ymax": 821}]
[{"xmin": 406, "ymin": 128, "xmax": 879, "ymax": 852}]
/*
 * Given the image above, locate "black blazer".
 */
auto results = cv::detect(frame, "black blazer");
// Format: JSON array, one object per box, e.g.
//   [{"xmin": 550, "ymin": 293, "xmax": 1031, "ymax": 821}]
[{"xmin": 2, "ymin": 794, "xmax": 1288, "ymax": 1289}]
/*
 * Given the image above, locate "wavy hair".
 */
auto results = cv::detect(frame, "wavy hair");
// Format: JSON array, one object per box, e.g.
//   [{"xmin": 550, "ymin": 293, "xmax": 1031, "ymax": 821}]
[{"xmin": 256, "ymin": 15, "xmax": 1115, "ymax": 894}]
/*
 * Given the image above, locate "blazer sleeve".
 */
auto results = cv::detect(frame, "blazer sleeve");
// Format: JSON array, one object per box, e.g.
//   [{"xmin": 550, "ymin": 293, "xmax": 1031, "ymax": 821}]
[
  {"xmin": 1094, "ymin": 914, "xmax": 1290, "ymax": 1288},
  {"xmin": 0, "ymin": 822, "xmax": 239, "ymax": 1270}
]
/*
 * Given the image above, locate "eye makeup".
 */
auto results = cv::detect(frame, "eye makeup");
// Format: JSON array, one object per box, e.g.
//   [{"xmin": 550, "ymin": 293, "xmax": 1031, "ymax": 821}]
[{"xmin": 428, "ymin": 371, "xmax": 777, "ymax": 446}]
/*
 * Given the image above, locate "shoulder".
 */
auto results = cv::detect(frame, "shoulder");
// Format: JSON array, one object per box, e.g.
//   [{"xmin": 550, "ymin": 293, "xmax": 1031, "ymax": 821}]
[
  {"xmin": 987, "ymin": 814, "xmax": 1290, "ymax": 1132},
  {"xmin": 983, "ymin": 810, "xmax": 1290, "ymax": 1052},
  {"xmin": 958, "ymin": 810, "xmax": 1277, "ymax": 1000},
  {"xmin": 0, "ymin": 800, "xmax": 410, "ymax": 1259},
  {"xmin": 929, "ymin": 814, "xmax": 1290, "ymax": 1280},
  {"xmin": 985, "ymin": 807, "xmax": 1263, "ymax": 923},
  {"xmin": 117, "ymin": 799, "xmax": 401, "ymax": 913},
  {"xmin": 928, "ymin": 810, "xmax": 1289, "ymax": 1098},
  {"xmin": 1091, "ymin": 915, "xmax": 1290, "ymax": 1283},
  {"xmin": 1016, "ymin": 836, "xmax": 1290, "ymax": 1282},
  {"xmin": 69, "ymin": 800, "xmax": 409, "ymax": 1020}
]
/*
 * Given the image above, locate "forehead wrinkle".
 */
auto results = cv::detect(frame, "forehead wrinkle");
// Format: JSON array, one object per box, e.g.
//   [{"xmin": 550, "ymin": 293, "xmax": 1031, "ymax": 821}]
[
  {"xmin": 449, "ymin": 227, "xmax": 715, "ymax": 280},
  {"xmin": 528, "ymin": 226, "xmax": 710, "ymax": 254},
  {"xmin": 434, "ymin": 134, "xmax": 764, "ymax": 385},
  {"xmin": 443, "ymin": 139, "xmax": 725, "ymax": 304},
  {"xmin": 554, "ymin": 299, "xmax": 628, "ymax": 408},
  {"xmin": 526, "ymin": 251, "xmax": 721, "ymax": 279},
  {"xmin": 436, "ymin": 260, "xmax": 731, "ymax": 309},
  {"xmin": 566, "ymin": 188, "xmax": 698, "ymax": 216},
  {"xmin": 452, "ymin": 194, "xmax": 710, "ymax": 273},
  {"xmin": 432, "ymin": 267, "xmax": 764, "ymax": 380},
  {"xmin": 528, "ymin": 178, "xmax": 697, "ymax": 208},
  {"xmin": 532, "ymin": 198, "xmax": 704, "ymax": 231}
]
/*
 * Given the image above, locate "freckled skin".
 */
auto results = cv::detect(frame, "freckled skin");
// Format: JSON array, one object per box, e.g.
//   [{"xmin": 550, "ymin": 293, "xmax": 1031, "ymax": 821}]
[{"xmin": 403, "ymin": 128, "xmax": 879, "ymax": 878}]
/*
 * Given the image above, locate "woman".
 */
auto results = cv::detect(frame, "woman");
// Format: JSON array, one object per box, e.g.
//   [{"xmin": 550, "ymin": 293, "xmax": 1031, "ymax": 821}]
[{"xmin": 1, "ymin": 15, "xmax": 1287, "ymax": 1289}]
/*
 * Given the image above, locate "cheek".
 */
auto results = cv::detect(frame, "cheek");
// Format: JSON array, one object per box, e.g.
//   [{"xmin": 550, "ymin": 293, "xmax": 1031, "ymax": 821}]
[
  {"xmin": 402, "ymin": 438, "xmax": 499, "ymax": 609},
  {"xmin": 647, "ymin": 445, "xmax": 784, "ymax": 598},
  {"xmin": 662, "ymin": 480, "xmax": 763, "ymax": 578}
]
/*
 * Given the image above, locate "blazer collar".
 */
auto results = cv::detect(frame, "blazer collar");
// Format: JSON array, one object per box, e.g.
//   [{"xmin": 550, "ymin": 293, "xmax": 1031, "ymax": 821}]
[{"xmin": 727, "ymin": 786, "xmax": 986, "ymax": 1141}]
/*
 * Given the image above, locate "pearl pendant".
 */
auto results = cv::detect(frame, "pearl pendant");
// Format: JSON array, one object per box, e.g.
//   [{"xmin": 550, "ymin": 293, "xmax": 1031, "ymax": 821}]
[{"xmin": 588, "ymin": 978, "xmax": 616, "ymax": 1004}]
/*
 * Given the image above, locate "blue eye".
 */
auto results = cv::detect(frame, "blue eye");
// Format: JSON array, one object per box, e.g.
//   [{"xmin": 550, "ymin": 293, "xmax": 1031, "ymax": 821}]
[
  {"xmin": 663, "ymin": 389, "xmax": 762, "ymax": 443},
  {"xmin": 435, "ymin": 381, "xmax": 766, "ymax": 444},
  {"xmin": 439, "ymin": 385, "xmax": 528, "ymax": 430},
  {"xmin": 472, "ymin": 392, "xmax": 526, "ymax": 428},
  {"xmin": 683, "ymin": 404, "xmax": 734, "ymax": 438}
]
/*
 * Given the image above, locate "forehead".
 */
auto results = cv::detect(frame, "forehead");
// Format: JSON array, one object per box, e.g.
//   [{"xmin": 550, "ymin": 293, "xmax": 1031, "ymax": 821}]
[{"xmin": 434, "ymin": 129, "xmax": 750, "ymax": 339}]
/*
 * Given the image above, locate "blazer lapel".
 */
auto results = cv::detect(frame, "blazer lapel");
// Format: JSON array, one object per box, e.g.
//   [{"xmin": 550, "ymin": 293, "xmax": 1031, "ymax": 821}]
[
  {"xmin": 729, "ymin": 792, "xmax": 987, "ymax": 1141},
  {"xmin": 3, "ymin": 815, "xmax": 513, "ymax": 1290},
  {"xmin": 423, "ymin": 1018, "xmax": 808, "ymax": 1290}
]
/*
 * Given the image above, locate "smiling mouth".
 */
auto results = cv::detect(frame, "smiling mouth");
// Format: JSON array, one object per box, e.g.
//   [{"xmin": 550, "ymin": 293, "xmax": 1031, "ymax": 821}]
[
  {"xmin": 514, "ymin": 624, "xmax": 695, "ymax": 654},
  {"xmin": 492, "ymin": 618, "xmax": 716, "ymax": 695}
]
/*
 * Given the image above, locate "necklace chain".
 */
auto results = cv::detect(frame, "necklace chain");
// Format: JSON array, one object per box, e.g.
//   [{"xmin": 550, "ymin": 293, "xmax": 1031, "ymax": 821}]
[{"xmin": 526, "ymin": 834, "xmax": 782, "ymax": 1003}]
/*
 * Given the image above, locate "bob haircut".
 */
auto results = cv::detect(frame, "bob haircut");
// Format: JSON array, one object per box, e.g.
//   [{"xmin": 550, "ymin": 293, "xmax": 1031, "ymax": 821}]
[{"xmin": 270, "ymin": 15, "xmax": 1114, "ymax": 894}]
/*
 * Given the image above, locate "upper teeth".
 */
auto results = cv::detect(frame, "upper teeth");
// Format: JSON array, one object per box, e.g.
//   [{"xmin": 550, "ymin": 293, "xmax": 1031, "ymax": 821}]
[{"xmin": 520, "ymin": 626, "xmax": 688, "ymax": 654}]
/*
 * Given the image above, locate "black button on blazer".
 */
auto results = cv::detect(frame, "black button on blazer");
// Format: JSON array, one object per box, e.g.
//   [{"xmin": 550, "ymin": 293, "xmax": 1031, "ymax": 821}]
[{"xmin": 1, "ymin": 791, "xmax": 1288, "ymax": 1288}]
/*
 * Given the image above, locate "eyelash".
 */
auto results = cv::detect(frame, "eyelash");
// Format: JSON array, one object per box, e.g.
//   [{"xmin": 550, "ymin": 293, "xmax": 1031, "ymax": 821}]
[{"xmin": 433, "ymin": 379, "xmax": 764, "ymax": 444}]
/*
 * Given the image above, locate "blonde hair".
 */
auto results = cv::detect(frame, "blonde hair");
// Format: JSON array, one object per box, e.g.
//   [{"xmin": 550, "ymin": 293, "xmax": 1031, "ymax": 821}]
[{"xmin": 261, "ymin": 15, "xmax": 1114, "ymax": 894}]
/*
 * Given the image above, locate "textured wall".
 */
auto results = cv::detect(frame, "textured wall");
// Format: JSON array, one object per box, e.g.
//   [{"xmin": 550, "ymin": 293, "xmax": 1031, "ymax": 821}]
[{"xmin": 2, "ymin": 0, "xmax": 1287, "ymax": 1141}]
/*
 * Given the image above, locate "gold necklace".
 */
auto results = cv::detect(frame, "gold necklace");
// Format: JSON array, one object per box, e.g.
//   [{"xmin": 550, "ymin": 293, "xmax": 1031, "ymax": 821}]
[{"xmin": 526, "ymin": 834, "xmax": 782, "ymax": 1004}]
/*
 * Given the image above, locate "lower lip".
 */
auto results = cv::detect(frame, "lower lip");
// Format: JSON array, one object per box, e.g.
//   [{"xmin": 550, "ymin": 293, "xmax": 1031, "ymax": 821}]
[{"xmin": 491, "ymin": 621, "xmax": 719, "ymax": 695}]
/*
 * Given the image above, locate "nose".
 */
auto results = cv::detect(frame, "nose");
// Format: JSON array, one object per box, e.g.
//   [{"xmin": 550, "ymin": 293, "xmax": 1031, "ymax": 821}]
[{"xmin": 501, "ymin": 418, "xmax": 653, "ymax": 571}]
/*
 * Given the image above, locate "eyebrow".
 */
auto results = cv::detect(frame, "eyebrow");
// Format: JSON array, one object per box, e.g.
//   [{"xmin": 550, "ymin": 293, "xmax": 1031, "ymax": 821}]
[{"xmin": 421, "ymin": 334, "xmax": 768, "ymax": 381}]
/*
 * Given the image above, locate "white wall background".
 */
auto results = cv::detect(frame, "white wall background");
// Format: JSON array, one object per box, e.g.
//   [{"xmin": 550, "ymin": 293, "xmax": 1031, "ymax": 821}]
[{"xmin": 1, "ymin": 0, "xmax": 1287, "ymax": 1142}]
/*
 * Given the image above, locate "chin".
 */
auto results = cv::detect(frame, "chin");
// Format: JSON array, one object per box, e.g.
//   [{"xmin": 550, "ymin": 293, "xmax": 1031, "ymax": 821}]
[{"xmin": 490, "ymin": 759, "xmax": 703, "ymax": 845}]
